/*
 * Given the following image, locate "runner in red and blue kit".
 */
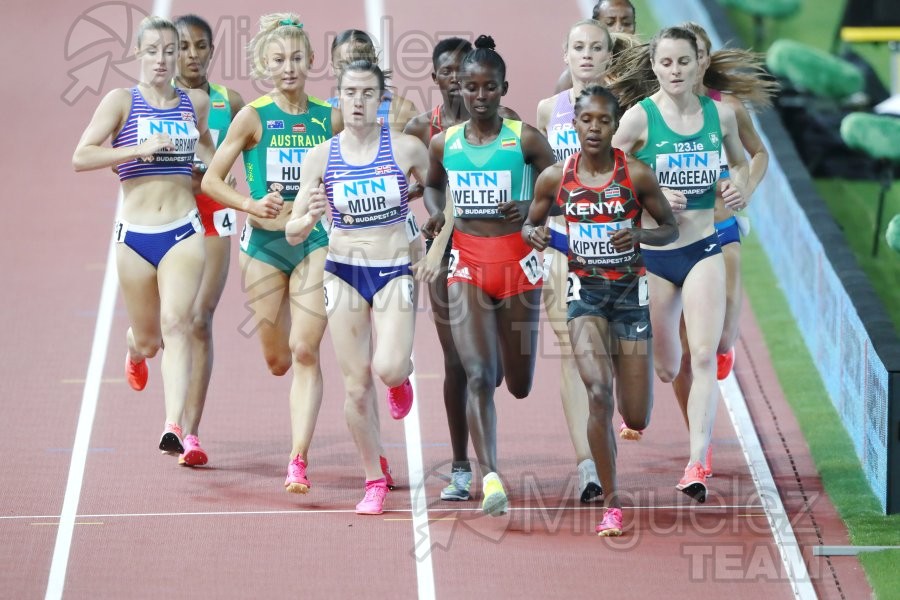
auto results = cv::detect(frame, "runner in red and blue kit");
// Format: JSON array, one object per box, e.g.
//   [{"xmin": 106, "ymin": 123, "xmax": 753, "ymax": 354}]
[{"xmin": 524, "ymin": 86, "xmax": 677, "ymax": 536}]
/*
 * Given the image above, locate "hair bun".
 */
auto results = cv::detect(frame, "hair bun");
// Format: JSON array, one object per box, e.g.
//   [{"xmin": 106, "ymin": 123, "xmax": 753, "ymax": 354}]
[{"xmin": 473, "ymin": 35, "xmax": 496, "ymax": 50}]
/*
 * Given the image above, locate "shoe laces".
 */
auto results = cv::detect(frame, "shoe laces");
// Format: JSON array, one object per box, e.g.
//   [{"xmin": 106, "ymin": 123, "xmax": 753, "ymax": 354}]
[
  {"xmin": 601, "ymin": 508, "xmax": 623, "ymax": 527},
  {"xmin": 363, "ymin": 482, "xmax": 387, "ymax": 502},
  {"xmin": 450, "ymin": 469, "xmax": 471, "ymax": 490}
]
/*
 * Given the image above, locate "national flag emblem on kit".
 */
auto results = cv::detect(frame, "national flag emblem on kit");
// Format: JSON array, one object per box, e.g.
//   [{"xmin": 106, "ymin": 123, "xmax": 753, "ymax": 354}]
[
  {"xmin": 212, "ymin": 101, "xmax": 226, "ymax": 109},
  {"xmin": 374, "ymin": 165, "xmax": 392, "ymax": 175},
  {"xmin": 501, "ymin": 137, "xmax": 517, "ymax": 148},
  {"xmin": 181, "ymin": 112, "xmax": 195, "ymax": 122},
  {"xmin": 292, "ymin": 123, "xmax": 307, "ymax": 133},
  {"xmin": 267, "ymin": 120, "xmax": 285, "ymax": 130},
  {"xmin": 603, "ymin": 186, "xmax": 622, "ymax": 199}
]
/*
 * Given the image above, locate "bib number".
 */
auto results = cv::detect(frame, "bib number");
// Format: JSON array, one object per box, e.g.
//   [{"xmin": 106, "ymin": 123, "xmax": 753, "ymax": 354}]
[
  {"xmin": 566, "ymin": 273, "xmax": 582, "ymax": 303},
  {"xmin": 214, "ymin": 208, "xmax": 237, "ymax": 236},
  {"xmin": 113, "ymin": 221, "xmax": 127, "ymax": 243},
  {"xmin": 406, "ymin": 213, "xmax": 421, "ymax": 242},
  {"xmin": 519, "ymin": 250, "xmax": 542, "ymax": 285},
  {"xmin": 239, "ymin": 221, "xmax": 251, "ymax": 251},
  {"xmin": 638, "ymin": 275, "xmax": 649, "ymax": 306},
  {"xmin": 447, "ymin": 248, "xmax": 460, "ymax": 278}
]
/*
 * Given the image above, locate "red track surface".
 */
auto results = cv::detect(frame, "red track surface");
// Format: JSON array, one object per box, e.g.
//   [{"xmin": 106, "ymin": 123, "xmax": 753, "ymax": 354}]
[{"xmin": 1, "ymin": 0, "xmax": 872, "ymax": 598}]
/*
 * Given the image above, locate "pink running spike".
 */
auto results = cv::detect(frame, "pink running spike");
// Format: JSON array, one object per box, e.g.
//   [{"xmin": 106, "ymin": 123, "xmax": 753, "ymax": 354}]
[
  {"xmin": 284, "ymin": 455, "xmax": 311, "ymax": 494},
  {"xmin": 179, "ymin": 435, "xmax": 208, "ymax": 467},
  {"xmin": 596, "ymin": 507, "xmax": 624, "ymax": 536},
  {"xmin": 356, "ymin": 478, "xmax": 388, "ymax": 515},
  {"xmin": 387, "ymin": 378, "xmax": 414, "ymax": 419}
]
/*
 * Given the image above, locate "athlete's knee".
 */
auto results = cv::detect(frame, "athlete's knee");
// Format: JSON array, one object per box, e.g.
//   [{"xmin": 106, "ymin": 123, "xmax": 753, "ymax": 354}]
[
  {"xmin": 655, "ymin": 363, "xmax": 680, "ymax": 383},
  {"xmin": 585, "ymin": 382, "xmax": 614, "ymax": 417},
  {"xmin": 505, "ymin": 376, "xmax": 532, "ymax": 399},
  {"xmin": 132, "ymin": 334, "xmax": 162, "ymax": 359},
  {"xmin": 689, "ymin": 343, "xmax": 717, "ymax": 372},
  {"xmin": 343, "ymin": 381, "xmax": 373, "ymax": 414},
  {"xmin": 190, "ymin": 310, "xmax": 214, "ymax": 342},
  {"xmin": 289, "ymin": 337, "xmax": 320, "ymax": 369},
  {"xmin": 159, "ymin": 310, "xmax": 192, "ymax": 340},
  {"xmin": 465, "ymin": 367, "xmax": 497, "ymax": 401},
  {"xmin": 372, "ymin": 355, "xmax": 409, "ymax": 388},
  {"xmin": 622, "ymin": 412, "xmax": 650, "ymax": 432},
  {"xmin": 263, "ymin": 348, "xmax": 291, "ymax": 376}
]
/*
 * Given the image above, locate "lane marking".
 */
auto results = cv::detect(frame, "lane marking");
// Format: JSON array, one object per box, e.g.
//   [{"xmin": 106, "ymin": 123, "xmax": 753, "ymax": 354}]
[
  {"xmin": 44, "ymin": 192, "xmax": 121, "ymax": 600},
  {"xmin": 362, "ymin": 1, "xmax": 432, "ymax": 595},
  {"xmin": 720, "ymin": 373, "xmax": 818, "ymax": 600},
  {"xmin": 45, "ymin": 2, "xmax": 174, "ymax": 598},
  {"xmin": 7, "ymin": 503, "xmax": 766, "ymax": 522}
]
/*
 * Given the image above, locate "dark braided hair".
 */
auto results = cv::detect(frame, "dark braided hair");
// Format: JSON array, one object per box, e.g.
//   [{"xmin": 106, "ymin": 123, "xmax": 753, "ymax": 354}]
[
  {"xmin": 462, "ymin": 35, "xmax": 506, "ymax": 80},
  {"xmin": 574, "ymin": 85, "xmax": 621, "ymax": 118}
]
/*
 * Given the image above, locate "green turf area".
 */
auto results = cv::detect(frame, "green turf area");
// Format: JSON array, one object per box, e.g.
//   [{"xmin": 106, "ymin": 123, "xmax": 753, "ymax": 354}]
[
  {"xmin": 724, "ymin": 0, "xmax": 900, "ymax": 333},
  {"xmin": 742, "ymin": 232, "xmax": 900, "ymax": 597},
  {"xmin": 814, "ymin": 179, "xmax": 900, "ymax": 328},
  {"xmin": 635, "ymin": 1, "xmax": 900, "ymax": 594}
]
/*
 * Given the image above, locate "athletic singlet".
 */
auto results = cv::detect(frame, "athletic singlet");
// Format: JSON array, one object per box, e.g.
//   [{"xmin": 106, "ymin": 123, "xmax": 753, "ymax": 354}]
[
  {"xmin": 324, "ymin": 125, "xmax": 409, "ymax": 230},
  {"xmin": 546, "ymin": 91, "xmax": 580, "ymax": 162},
  {"xmin": 705, "ymin": 88, "xmax": 730, "ymax": 179},
  {"xmin": 442, "ymin": 119, "xmax": 534, "ymax": 220},
  {"xmin": 207, "ymin": 83, "xmax": 231, "ymax": 147},
  {"xmin": 634, "ymin": 95, "xmax": 721, "ymax": 210},
  {"xmin": 113, "ymin": 87, "xmax": 198, "ymax": 181},
  {"xmin": 557, "ymin": 149, "xmax": 644, "ymax": 282},
  {"xmin": 327, "ymin": 92, "xmax": 393, "ymax": 126},
  {"xmin": 428, "ymin": 104, "xmax": 443, "ymax": 141},
  {"xmin": 242, "ymin": 95, "xmax": 332, "ymax": 201}
]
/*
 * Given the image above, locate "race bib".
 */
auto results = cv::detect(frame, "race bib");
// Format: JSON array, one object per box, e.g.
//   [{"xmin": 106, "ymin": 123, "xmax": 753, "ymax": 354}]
[
  {"xmin": 568, "ymin": 219, "xmax": 634, "ymax": 266},
  {"xmin": 638, "ymin": 275, "xmax": 649, "ymax": 306},
  {"xmin": 331, "ymin": 175, "xmax": 403, "ymax": 228},
  {"xmin": 655, "ymin": 148, "xmax": 719, "ymax": 198},
  {"xmin": 265, "ymin": 147, "xmax": 307, "ymax": 195},
  {"xmin": 519, "ymin": 249, "xmax": 542, "ymax": 285},
  {"xmin": 566, "ymin": 272, "xmax": 582, "ymax": 303},
  {"xmin": 239, "ymin": 220, "xmax": 251, "ymax": 251},
  {"xmin": 213, "ymin": 208, "xmax": 237, "ymax": 236},
  {"xmin": 447, "ymin": 249, "xmax": 460, "ymax": 279},
  {"xmin": 136, "ymin": 117, "xmax": 198, "ymax": 164},
  {"xmin": 448, "ymin": 170, "xmax": 512, "ymax": 219},
  {"xmin": 406, "ymin": 212, "xmax": 421, "ymax": 242}
]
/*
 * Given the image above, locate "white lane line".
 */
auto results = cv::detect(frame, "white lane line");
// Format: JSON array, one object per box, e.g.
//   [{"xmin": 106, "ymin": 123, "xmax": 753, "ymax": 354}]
[
  {"xmin": 577, "ymin": 0, "xmax": 595, "ymax": 18},
  {"xmin": 46, "ymin": 2, "xmax": 177, "ymax": 597},
  {"xmin": 362, "ymin": 0, "xmax": 433, "ymax": 594},
  {"xmin": 720, "ymin": 374, "xmax": 818, "ymax": 600},
  {"xmin": 44, "ymin": 192, "xmax": 122, "ymax": 600},
  {"xmin": 365, "ymin": 0, "xmax": 390, "ymax": 69},
  {"xmin": 404, "ymin": 369, "xmax": 436, "ymax": 600},
  {"xmin": 11, "ymin": 503, "xmax": 766, "ymax": 522}
]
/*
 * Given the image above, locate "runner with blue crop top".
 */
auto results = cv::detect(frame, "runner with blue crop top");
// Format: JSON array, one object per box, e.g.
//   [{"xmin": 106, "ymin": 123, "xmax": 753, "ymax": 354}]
[
  {"xmin": 535, "ymin": 18, "xmax": 612, "ymax": 503},
  {"xmin": 611, "ymin": 26, "xmax": 748, "ymax": 503},
  {"xmin": 173, "ymin": 13, "xmax": 246, "ymax": 467},
  {"xmin": 287, "ymin": 60, "xmax": 429, "ymax": 515},
  {"xmin": 524, "ymin": 85, "xmax": 677, "ymax": 536},
  {"xmin": 201, "ymin": 13, "xmax": 344, "ymax": 496},
  {"xmin": 73, "ymin": 16, "xmax": 215, "ymax": 458},
  {"xmin": 417, "ymin": 36, "xmax": 556, "ymax": 517}
]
